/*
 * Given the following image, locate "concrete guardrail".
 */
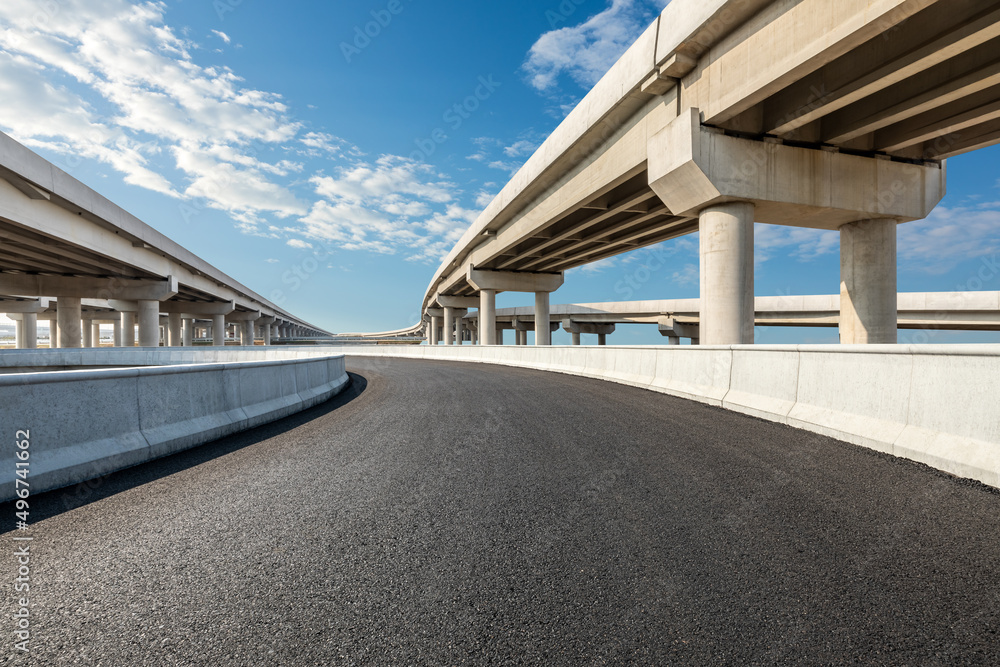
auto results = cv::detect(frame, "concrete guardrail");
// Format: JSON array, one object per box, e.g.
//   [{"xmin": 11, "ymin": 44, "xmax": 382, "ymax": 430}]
[
  {"xmin": 0, "ymin": 350, "xmax": 349, "ymax": 501},
  {"xmin": 342, "ymin": 345, "xmax": 1000, "ymax": 489}
]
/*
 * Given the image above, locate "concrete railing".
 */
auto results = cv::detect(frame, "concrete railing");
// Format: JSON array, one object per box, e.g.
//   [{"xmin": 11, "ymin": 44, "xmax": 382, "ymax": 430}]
[
  {"xmin": 0, "ymin": 351, "xmax": 349, "ymax": 501},
  {"xmin": 342, "ymin": 345, "xmax": 1000, "ymax": 489}
]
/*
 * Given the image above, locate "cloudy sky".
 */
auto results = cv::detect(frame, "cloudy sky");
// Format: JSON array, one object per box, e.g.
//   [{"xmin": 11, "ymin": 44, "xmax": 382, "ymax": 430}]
[{"xmin": 0, "ymin": 0, "xmax": 998, "ymax": 343}]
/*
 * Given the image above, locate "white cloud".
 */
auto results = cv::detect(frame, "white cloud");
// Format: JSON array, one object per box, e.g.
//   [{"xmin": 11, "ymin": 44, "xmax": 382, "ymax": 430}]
[
  {"xmin": 0, "ymin": 0, "xmax": 488, "ymax": 262},
  {"xmin": 504, "ymin": 139, "xmax": 537, "ymax": 158},
  {"xmin": 671, "ymin": 263, "xmax": 698, "ymax": 286},
  {"xmin": 523, "ymin": 0, "xmax": 668, "ymax": 92},
  {"xmin": 899, "ymin": 204, "xmax": 1000, "ymax": 274},
  {"xmin": 287, "ymin": 239, "xmax": 313, "ymax": 250}
]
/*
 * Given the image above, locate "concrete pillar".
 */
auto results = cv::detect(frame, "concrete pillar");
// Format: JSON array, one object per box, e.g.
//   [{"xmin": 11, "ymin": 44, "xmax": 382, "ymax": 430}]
[
  {"xmin": 840, "ymin": 218, "xmax": 897, "ymax": 344},
  {"xmin": 212, "ymin": 314, "xmax": 226, "ymax": 346},
  {"xmin": 22, "ymin": 313, "xmax": 37, "ymax": 349},
  {"xmin": 496, "ymin": 327, "xmax": 504, "ymax": 345},
  {"xmin": 57, "ymin": 298, "xmax": 83, "ymax": 348},
  {"xmin": 429, "ymin": 317, "xmax": 439, "ymax": 345},
  {"xmin": 263, "ymin": 323, "xmax": 272, "ymax": 346},
  {"xmin": 598, "ymin": 333, "xmax": 607, "ymax": 346},
  {"xmin": 137, "ymin": 300, "xmax": 160, "ymax": 347},
  {"xmin": 182, "ymin": 318, "xmax": 193, "ymax": 347},
  {"xmin": 167, "ymin": 313, "xmax": 182, "ymax": 347},
  {"xmin": 444, "ymin": 308, "xmax": 455, "ymax": 346},
  {"xmin": 113, "ymin": 319, "xmax": 123, "ymax": 347},
  {"xmin": 470, "ymin": 326, "xmax": 478, "ymax": 346},
  {"xmin": 49, "ymin": 319, "xmax": 59, "ymax": 349},
  {"xmin": 243, "ymin": 320, "xmax": 255, "ymax": 346},
  {"xmin": 480, "ymin": 290, "xmax": 497, "ymax": 345},
  {"xmin": 456, "ymin": 317, "xmax": 465, "ymax": 346},
  {"xmin": 571, "ymin": 332, "xmax": 581, "ymax": 346},
  {"xmin": 699, "ymin": 202, "xmax": 755, "ymax": 345},
  {"xmin": 121, "ymin": 312, "xmax": 136, "ymax": 347},
  {"xmin": 516, "ymin": 329, "xmax": 527, "ymax": 346},
  {"xmin": 667, "ymin": 336, "xmax": 680, "ymax": 346},
  {"xmin": 14, "ymin": 319, "xmax": 24, "ymax": 349},
  {"xmin": 82, "ymin": 322, "xmax": 93, "ymax": 348},
  {"xmin": 534, "ymin": 292, "xmax": 551, "ymax": 346}
]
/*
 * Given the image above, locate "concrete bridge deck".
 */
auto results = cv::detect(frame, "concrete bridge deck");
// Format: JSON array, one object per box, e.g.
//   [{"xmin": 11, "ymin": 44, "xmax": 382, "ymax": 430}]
[{"xmin": 7, "ymin": 357, "xmax": 999, "ymax": 664}]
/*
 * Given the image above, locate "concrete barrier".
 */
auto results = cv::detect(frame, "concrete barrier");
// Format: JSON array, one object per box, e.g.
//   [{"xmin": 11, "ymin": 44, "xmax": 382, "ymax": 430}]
[
  {"xmin": 341, "ymin": 344, "xmax": 1000, "ymax": 488},
  {"xmin": 0, "ymin": 352, "xmax": 348, "ymax": 501}
]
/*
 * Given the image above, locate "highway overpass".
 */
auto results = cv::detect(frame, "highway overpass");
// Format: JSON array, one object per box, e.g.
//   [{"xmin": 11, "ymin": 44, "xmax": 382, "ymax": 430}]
[
  {"xmin": 0, "ymin": 131, "xmax": 329, "ymax": 348},
  {"xmin": 421, "ymin": 0, "xmax": 1000, "ymax": 347}
]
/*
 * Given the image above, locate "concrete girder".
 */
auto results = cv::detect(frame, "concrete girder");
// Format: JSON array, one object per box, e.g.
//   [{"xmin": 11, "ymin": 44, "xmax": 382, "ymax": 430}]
[
  {"xmin": 109, "ymin": 299, "xmax": 236, "ymax": 316},
  {"xmin": 0, "ymin": 275, "xmax": 179, "ymax": 301},
  {"xmin": 436, "ymin": 295, "xmax": 480, "ymax": 309},
  {"xmin": 563, "ymin": 321, "xmax": 617, "ymax": 336},
  {"xmin": 648, "ymin": 109, "xmax": 946, "ymax": 228},
  {"xmin": 467, "ymin": 268, "xmax": 565, "ymax": 294},
  {"xmin": 0, "ymin": 297, "xmax": 51, "ymax": 313}
]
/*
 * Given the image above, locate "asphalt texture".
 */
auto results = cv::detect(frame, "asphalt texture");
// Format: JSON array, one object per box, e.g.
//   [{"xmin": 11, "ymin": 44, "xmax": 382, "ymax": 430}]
[{"xmin": 4, "ymin": 357, "xmax": 1000, "ymax": 666}]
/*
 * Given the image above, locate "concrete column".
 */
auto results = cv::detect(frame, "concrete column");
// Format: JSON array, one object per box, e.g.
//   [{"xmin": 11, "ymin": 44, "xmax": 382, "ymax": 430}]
[
  {"xmin": 444, "ymin": 308, "xmax": 455, "ymax": 346},
  {"xmin": 49, "ymin": 319, "xmax": 59, "ymax": 349},
  {"xmin": 57, "ymin": 298, "xmax": 83, "ymax": 348},
  {"xmin": 598, "ymin": 333, "xmax": 607, "ymax": 346},
  {"xmin": 137, "ymin": 300, "xmax": 160, "ymax": 347},
  {"xmin": 167, "ymin": 313, "xmax": 182, "ymax": 347},
  {"xmin": 121, "ymin": 312, "xmax": 136, "ymax": 347},
  {"xmin": 516, "ymin": 329, "xmax": 527, "ymax": 346},
  {"xmin": 429, "ymin": 317, "xmax": 439, "ymax": 345},
  {"xmin": 456, "ymin": 317, "xmax": 465, "ymax": 346},
  {"xmin": 113, "ymin": 319, "xmax": 123, "ymax": 347},
  {"xmin": 699, "ymin": 202, "xmax": 755, "ymax": 345},
  {"xmin": 496, "ymin": 327, "xmax": 504, "ymax": 345},
  {"xmin": 182, "ymin": 318, "xmax": 193, "ymax": 347},
  {"xmin": 534, "ymin": 292, "xmax": 551, "ymax": 346},
  {"xmin": 22, "ymin": 313, "xmax": 37, "ymax": 349},
  {"xmin": 82, "ymin": 322, "xmax": 93, "ymax": 348},
  {"xmin": 470, "ymin": 326, "xmax": 478, "ymax": 346},
  {"xmin": 480, "ymin": 290, "xmax": 497, "ymax": 345},
  {"xmin": 667, "ymin": 336, "xmax": 680, "ymax": 346},
  {"xmin": 243, "ymin": 320, "xmax": 255, "ymax": 346},
  {"xmin": 571, "ymin": 332, "xmax": 581, "ymax": 346},
  {"xmin": 14, "ymin": 319, "xmax": 24, "ymax": 349},
  {"xmin": 263, "ymin": 323, "xmax": 272, "ymax": 346},
  {"xmin": 212, "ymin": 314, "xmax": 226, "ymax": 346},
  {"xmin": 840, "ymin": 218, "xmax": 897, "ymax": 344},
  {"xmin": 94, "ymin": 322, "xmax": 104, "ymax": 347}
]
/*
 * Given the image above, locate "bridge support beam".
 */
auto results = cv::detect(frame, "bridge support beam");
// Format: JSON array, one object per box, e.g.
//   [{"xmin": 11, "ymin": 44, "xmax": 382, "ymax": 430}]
[
  {"xmin": 167, "ymin": 313, "xmax": 182, "ymax": 347},
  {"xmin": 699, "ymin": 202, "xmax": 755, "ymax": 346},
  {"xmin": 137, "ymin": 300, "xmax": 160, "ymax": 347},
  {"xmin": 212, "ymin": 314, "xmax": 226, "ymax": 346},
  {"xmin": 841, "ymin": 219, "xmax": 898, "ymax": 344},
  {"xmin": 535, "ymin": 292, "xmax": 551, "ymax": 346},
  {"xmin": 21, "ymin": 313, "xmax": 37, "ymax": 349},
  {"xmin": 57, "ymin": 297, "xmax": 82, "ymax": 348},
  {"xmin": 121, "ymin": 312, "xmax": 135, "ymax": 347},
  {"xmin": 82, "ymin": 322, "xmax": 94, "ymax": 348},
  {"xmin": 480, "ymin": 289, "xmax": 497, "ymax": 345}
]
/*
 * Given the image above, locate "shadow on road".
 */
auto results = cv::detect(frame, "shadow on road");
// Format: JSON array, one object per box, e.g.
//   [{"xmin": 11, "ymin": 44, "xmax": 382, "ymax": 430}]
[{"xmin": 1, "ymin": 373, "xmax": 369, "ymax": 531}]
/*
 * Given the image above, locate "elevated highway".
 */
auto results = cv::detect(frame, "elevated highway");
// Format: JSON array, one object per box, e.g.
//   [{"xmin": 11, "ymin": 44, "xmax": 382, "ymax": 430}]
[
  {"xmin": 422, "ymin": 0, "xmax": 1000, "ymax": 347},
  {"xmin": 0, "ymin": 131, "xmax": 328, "ymax": 348}
]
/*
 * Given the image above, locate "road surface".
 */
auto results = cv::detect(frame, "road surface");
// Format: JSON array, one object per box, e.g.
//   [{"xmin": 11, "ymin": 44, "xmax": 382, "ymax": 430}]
[{"xmin": 4, "ymin": 357, "xmax": 999, "ymax": 665}]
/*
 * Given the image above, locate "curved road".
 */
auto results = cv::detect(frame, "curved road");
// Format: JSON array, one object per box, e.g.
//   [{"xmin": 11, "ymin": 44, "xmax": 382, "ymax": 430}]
[{"xmin": 5, "ymin": 358, "xmax": 1000, "ymax": 665}]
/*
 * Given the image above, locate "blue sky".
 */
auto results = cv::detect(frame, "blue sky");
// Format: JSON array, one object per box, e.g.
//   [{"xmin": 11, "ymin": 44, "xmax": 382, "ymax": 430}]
[{"xmin": 0, "ymin": 0, "xmax": 998, "ymax": 344}]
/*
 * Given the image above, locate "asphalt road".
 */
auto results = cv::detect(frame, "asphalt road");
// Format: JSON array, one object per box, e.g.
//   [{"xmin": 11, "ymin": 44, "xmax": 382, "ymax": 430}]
[{"xmin": 4, "ymin": 357, "xmax": 1000, "ymax": 666}]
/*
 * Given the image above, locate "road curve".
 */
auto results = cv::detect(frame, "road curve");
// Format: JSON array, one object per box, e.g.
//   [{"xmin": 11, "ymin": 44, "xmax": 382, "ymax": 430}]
[{"xmin": 5, "ymin": 357, "xmax": 1000, "ymax": 665}]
